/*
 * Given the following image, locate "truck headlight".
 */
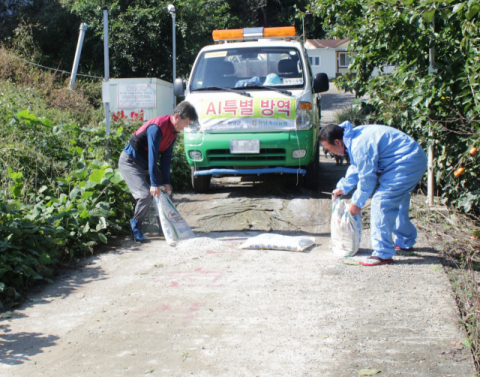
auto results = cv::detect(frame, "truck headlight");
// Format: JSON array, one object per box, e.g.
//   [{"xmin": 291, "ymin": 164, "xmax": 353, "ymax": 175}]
[
  {"xmin": 296, "ymin": 102, "xmax": 313, "ymax": 130},
  {"xmin": 292, "ymin": 149, "xmax": 306, "ymax": 159},
  {"xmin": 296, "ymin": 109, "xmax": 312, "ymax": 130},
  {"xmin": 189, "ymin": 150, "xmax": 203, "ymax": 160},
  {"xmin": 186, "ymin": 120, "xmax": 200, "ymax": 133}
]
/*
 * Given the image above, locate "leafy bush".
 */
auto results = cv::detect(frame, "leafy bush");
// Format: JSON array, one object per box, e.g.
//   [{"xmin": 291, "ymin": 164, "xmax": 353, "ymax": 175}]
[
  {"xmin": 0, "ymin": 54, "xmax": 192, "ymax": 308},
  {"xmin": 0, "ymin": 107, "xmax": 133, "ymax": 307}
]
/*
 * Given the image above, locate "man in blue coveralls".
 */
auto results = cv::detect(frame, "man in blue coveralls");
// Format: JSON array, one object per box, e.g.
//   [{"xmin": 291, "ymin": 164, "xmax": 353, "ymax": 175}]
[
  {"xmin": 119, "ymin": 101, "xmax": 198, "ymax": 242},
  {"xmin": 320, "ymin": 121, "xmax": 427, "ymax": 266}
]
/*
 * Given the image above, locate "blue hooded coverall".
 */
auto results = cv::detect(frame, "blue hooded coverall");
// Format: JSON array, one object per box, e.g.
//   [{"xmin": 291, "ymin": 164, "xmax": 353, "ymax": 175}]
[{"xmin": 336, "ymin": 121, "xmax": 427, "ymax": 259}]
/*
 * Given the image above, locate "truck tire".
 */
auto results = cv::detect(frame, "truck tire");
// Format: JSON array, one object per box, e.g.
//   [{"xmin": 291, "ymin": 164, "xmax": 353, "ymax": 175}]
[
  {"xmin": 303, "ymin": 143, "xmax": 320, "ymax": 190},
  {"xmin": 191, "ymin": 167, "xmax": 211, "ymax": 193}
]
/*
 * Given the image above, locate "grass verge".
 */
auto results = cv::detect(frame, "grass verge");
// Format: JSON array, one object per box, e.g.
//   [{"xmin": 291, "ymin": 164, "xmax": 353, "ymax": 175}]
[{"xmin": 413, "ymin": 198, "xmax": 480, "ymax": 370}]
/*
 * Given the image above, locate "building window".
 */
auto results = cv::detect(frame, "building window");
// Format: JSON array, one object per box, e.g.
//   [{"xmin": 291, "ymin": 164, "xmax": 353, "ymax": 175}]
[
  {"xmin": 338, "ymin": 52, "xmax": 351, "ymax": 67},
  {"xmin": 309, "ymin": 56, "xmax": 321, "ymax": 66}
]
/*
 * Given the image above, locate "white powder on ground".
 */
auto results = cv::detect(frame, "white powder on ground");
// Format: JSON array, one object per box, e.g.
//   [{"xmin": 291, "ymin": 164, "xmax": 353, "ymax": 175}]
[{"xmin": 172, "ymin": 237, "xmax": 241, "ymax": 253}]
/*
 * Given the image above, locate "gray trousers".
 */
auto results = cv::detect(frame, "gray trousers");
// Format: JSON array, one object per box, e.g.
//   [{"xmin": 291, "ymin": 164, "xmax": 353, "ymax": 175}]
[{"xmin": 118, "ymin": 151, "xmax": 160, "ymax": 224}]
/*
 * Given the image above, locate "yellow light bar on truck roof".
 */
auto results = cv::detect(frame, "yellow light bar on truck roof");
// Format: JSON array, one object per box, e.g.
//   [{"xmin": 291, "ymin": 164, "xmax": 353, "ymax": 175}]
[
  {"xmin": 212, "ymin": 26, "xmax": 296, "ymax": 41},
  {"xmin": 212, "ymin": 29, "xmax": 243, "ymax": 41}
]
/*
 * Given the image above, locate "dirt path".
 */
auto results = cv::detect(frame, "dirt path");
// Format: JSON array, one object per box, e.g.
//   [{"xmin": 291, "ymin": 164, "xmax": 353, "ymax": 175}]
[{"xmin": 0, "ymin": 88, "xmax": 475, "ymax": 376}]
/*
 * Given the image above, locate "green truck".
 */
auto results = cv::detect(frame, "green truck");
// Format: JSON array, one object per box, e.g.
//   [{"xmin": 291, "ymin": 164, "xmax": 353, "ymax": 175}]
[{"xmin": 173, "ymin": 26, "xmax": 329, "ymax": 192}]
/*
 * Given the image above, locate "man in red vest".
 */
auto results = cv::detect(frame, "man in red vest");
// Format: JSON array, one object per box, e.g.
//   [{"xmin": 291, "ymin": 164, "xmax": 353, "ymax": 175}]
[{"xmin": 119, "ymin": 101, "xmax": 198, "ymax": 242}]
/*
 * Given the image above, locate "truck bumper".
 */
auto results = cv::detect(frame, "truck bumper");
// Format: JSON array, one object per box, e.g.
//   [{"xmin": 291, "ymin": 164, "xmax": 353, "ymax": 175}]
[{"xmin": 193, "ymin": 167, "xmax": 307, "ymax": 177}]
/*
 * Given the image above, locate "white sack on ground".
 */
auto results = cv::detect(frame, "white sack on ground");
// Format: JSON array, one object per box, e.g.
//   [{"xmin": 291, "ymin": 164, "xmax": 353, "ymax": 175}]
[
  {"xmin": 154, "ymin": 192, "xmax": 195, "ymax": 246},
  {"xmin": 240, "ymin": 233, "xmax": 316, "ymax": 252},
  {"xmin": 330, "ymin": 198, "xmax": 362, "ymax": 257}
]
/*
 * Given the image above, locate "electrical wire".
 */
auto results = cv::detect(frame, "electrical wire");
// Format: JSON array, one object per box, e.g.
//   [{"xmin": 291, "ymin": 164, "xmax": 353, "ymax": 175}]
[{"xmin": 0, "ymin": 49, "xmax": 103, "ymax": 79}]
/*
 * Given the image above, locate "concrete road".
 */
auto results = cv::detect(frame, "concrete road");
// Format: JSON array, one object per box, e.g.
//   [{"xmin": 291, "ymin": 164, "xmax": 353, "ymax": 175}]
[{"xmin": 0, "ymin": 86, "xmax": 475, "ymax": 376}]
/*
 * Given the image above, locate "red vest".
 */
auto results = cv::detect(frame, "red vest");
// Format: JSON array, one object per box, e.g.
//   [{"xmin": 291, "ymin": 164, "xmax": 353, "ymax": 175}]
[{"xmin": 129, "ymin": 115, "xmax": 177, "ymax": 160}]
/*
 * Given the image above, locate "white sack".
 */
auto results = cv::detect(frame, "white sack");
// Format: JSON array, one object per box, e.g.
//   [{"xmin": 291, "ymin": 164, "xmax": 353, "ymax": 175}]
[
  {"xmin": 240, "ymin": 233, "xmax": 316, "ymax": 252},
  {"xmin": 330, "ymin": 199, "xmax": 362, "ymax": 258},
  {"xmin": 154, "ymin": 192, "xmax": 195, "ymax": 246}
]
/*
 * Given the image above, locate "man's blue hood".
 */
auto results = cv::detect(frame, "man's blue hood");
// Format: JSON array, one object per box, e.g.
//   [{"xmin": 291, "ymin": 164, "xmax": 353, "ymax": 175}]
[{"xmin": 338, "ymin": 120, "xmax": 354, "ymax": 156}]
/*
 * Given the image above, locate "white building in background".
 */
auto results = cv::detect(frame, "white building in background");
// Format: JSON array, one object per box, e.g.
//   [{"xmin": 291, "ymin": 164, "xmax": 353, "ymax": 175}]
[
  {"xmin": 305, "ymin": 38, "xmax": 395, "ymax": 80},
  {"xmin": 305, "ymin": 38, "xmax": 351, "ymax": 80}
]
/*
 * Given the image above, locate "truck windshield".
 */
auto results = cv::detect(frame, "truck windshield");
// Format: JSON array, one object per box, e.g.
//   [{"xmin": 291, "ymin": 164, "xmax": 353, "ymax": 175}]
[{"xmin": 190, "ymin": 47, "xmax": 305, "ymax": 91}]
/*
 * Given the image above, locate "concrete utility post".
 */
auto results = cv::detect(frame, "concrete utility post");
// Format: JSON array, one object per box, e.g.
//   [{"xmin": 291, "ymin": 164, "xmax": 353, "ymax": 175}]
[
  {"xmin": 168, "ymin": 4, "xmax": 176, "ymax": 108},
  {"xmin": 297, "ymin": 9, "xmax": 312, "ymax": 43},
  {"xmin": 69, "ymin": 23, "xmax": 88, "ymax": 90},
  {"xmin": 102, "ymin": 7, "xmax": 111, "ymax": 159},
  {"xmin": 427, "ymin": 15, "xmax": 437, "ymax": 207}
]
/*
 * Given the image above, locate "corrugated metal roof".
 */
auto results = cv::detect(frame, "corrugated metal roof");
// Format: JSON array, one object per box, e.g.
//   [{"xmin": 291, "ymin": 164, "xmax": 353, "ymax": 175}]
[{"xmin": 305, "ymin": 38, "xmax": 350, "ymax": 49}]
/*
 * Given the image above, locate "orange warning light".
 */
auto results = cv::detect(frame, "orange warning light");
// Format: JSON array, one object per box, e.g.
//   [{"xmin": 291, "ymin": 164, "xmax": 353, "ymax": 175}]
[
  {"xmin": 264, "ymin": 27, "xmax": 296, "ymax": 38},
  {"xmin": 297, "ymin": 102, "xmax": 313, "ymax": 110},
  {"xmin": 212, "ymin": 29, "xmax": 243, "ymax": 41},
  {"xmin": 212, "ymin": 26, "xmax": 296, "ymax": 41}
]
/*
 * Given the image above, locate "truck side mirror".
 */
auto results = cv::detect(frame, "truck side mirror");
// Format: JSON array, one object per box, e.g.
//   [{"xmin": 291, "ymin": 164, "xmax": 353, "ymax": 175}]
[
  {"xmin": 173, "ymin": 78, "xmax": 186, "ymax": 96},
  {"xmin": 313, "ymin": 73, "xmax": 329, "ymax": 93}
]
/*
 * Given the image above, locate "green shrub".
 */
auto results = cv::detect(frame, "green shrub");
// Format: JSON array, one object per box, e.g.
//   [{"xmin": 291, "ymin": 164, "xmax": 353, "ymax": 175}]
[{"xmin": 0, "ymin": 53, "xmax": 192, "ymax": 308}]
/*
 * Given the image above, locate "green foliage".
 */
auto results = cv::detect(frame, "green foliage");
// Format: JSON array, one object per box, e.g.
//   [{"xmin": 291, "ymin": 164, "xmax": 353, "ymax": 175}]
[
  {"xmin": 334, "ymin": 100, "xmax": 372, "ymax": 126},
  {"xmin": 311, "ymin": 0, "xmax": 480, "ymax": 213},
  {"xmin": 0, "ymin": 103, "xmax": 135, "ymax": 306},
  {"xmin": 2, "ymin": 0, "xmax": 87, "ymax": 74},
  {"xmin": 65, "ymin": 0, "xmax": 234, "ymax": 81},
  {"xmin": 3, "ymin": 0, "xmax": 325, "ymax": 81},
  {"xmin": 170, "ymin": 133, "xmax": 192, "ymax": 191},
  {"xmin": 0, "ymin": 75, "xmax": 192, "ymax": 307}
]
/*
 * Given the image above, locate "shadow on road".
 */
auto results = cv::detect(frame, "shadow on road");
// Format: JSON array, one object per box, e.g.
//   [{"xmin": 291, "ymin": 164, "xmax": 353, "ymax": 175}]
[{"xmin": 0, "ymin": 323, "xmax": 59, "ymax": 365}]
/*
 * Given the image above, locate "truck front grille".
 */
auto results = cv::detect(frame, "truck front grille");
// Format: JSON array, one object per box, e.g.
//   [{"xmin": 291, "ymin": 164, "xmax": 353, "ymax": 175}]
[{"xmin": 207, "ymin": 148, "xmax": 285, "ymax": 162}]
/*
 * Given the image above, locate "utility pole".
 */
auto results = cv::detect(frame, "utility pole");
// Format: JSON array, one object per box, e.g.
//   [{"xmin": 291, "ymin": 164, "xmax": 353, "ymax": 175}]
[
  {"xmin": 296, "ymin": 9, "xmax": 312, "ymax": 43},
  {"xmin": 103, "ymin": 7, "xmax": 111, "ymax": 159},
  {"xmin": 427, "ymin": 15, "xmax": 437, "ymax": 207},
  {"xmin": 69, "ymin": 23, "xmax": 88, "ymax": 90},
  {"xmin": 168, "ymin": 4, "xmax": 176, "ymax": 109}
]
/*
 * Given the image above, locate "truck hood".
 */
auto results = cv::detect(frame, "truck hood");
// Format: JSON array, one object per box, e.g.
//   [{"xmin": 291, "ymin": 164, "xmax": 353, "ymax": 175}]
[{"xmin": 185, "ymin": 89, "xmax": 312, "ymax": 134}]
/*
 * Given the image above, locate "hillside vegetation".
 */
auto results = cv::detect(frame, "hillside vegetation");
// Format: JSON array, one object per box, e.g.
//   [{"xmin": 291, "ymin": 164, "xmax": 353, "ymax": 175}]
[{"xmin": 0, "ymin": 51, "xmax": 190, "ymax": 308}]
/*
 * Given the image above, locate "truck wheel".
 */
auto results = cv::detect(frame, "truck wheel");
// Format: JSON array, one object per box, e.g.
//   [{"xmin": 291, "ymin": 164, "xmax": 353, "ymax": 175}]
[
  {"xmin": 303, "ymin": 143, "xmax": 320, "ymax": 190},
  {"xmin": 191, "ymin": 167, "xmax": 211, "ymax": 193}
]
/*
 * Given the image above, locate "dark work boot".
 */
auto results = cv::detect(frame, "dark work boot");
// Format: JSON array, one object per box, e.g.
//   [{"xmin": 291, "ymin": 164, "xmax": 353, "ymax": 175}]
[{"xmin": 130, "ymin": 219, "xmax": 147, "ymax": 242}]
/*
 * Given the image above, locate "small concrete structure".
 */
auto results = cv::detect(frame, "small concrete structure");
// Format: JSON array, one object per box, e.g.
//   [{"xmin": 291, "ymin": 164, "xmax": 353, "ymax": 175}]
[{"xmin": 106, "ymin": 77, "xmax": 173, "ymax": 122}]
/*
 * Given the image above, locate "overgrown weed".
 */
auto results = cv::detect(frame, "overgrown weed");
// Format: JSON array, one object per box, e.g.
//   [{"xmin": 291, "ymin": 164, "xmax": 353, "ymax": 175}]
[
  {"xmin": 413, "ymin": 197, "xmax": 480, "ymax": 368},
  {"xmin": 0, "ymin": 47, "xmax": 102, "ymax": 125},
  {"xmin": 334, "ymin": 99, "xmax": 376, "ymax": 126}
]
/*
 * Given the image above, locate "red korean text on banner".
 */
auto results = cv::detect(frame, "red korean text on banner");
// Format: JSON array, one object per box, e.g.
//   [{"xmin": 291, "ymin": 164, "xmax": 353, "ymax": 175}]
[
  {"xmin": 224, "ymin": 100, "xmax": 238, "ymax": 116},
  {"xmin": 260, "ymin": 99, "xmax": 275, "ymax": 117},
  {"xmin": 276, "ymin": 100, "xmax": 291, "ymax": 117},
  {"xmin": 206, "ymin": 101, "xmax": 222, "ymax": 116},
  {"xmin": 240, "ymin": 100, "xmax": 254, "ymax": 116}
]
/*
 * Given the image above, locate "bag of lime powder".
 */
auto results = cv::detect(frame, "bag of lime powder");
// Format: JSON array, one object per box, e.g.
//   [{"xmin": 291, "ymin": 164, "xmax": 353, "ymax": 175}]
[
  {"xmin": 154, "ymin": 191, "xmax": 195, "ymax": 246},
  {"xmin": 330, "ymin": 198, "xmax": 362, "ymax": 257}
]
